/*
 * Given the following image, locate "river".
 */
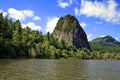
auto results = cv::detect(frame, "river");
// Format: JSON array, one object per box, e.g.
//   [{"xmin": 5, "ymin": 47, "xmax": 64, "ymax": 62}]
[{"xmin": 0, "ymin": 59, "xmax": 120, "ymax": 80}]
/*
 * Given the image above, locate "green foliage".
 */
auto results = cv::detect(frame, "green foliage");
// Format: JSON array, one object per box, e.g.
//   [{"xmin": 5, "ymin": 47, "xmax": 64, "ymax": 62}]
[
  {"xmin": 0, "ymin": 12, "xmax": 120, "ymax": 60},
  {"xmin": 55, "ymin": 14, "xmax": 79, "ymax": 31},
  {"xmin": 55, "ymin": 17, "xmax": 64, "ymax": 30},
  {"xmin": 90, "ymin": 36, "xmax": 120, "ymax": 53},
  {"xmin": 28, "ymin": 47, "xmax": 36, "ymax": 58},
  {"xmin": 63, "ymin": 15, "xmax": 79, "ymax": 31}
]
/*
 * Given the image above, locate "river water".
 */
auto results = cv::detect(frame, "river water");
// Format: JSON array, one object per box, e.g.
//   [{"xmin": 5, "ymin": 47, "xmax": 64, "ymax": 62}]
[{"xmin": 0, "ymin": 59, "xmax": 120, "ymax": 80}]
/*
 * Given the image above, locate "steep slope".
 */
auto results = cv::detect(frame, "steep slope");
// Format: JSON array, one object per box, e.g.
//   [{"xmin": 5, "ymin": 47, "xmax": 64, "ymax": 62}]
[
  {"xmin": 90, "ymin": 35, "xmax": 120, "ymax": 52},
  {"xmin": 52, "ymin": 14, "xmax": 91, "ymax": 50}
]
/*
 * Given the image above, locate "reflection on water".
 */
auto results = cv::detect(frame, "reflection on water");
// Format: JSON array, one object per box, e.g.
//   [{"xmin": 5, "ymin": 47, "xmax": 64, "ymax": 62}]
[{"xmin": 0, "ymin": 59, "xmax": 120, "ymax": 80}]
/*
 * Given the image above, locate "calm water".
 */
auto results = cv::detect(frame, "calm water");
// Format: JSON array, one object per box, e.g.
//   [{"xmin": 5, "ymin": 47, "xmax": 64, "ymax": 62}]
[{"xmin": 0, "ymin": 59, "xmax": 120, "ymax": 80}]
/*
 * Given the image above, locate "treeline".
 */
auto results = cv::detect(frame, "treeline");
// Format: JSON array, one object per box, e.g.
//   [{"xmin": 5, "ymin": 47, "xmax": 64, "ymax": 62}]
[
  {"xmin": 90, "ymin": 41, "xmax": 120, "ymax": 53},
  {"xmin": 0, "ymin": 12, "xmax": 78, "ymax": 58},
  {"xmin": 0, "ymin": 13, "xmax": 120, "ymax": 60}
]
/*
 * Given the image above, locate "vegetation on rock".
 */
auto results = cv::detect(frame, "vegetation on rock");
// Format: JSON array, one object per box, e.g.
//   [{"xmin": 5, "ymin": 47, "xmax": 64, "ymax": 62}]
[
  {"xmin": 55, "ymin": 14, "xmax": 79, "ymax": 31},
  {"xmin": 0, "ymin": 13, "xmax": 120, "ymax": 60},
  {"xmin": 53, "ymin": 14, "xmax": 91, "ymax": 50}
]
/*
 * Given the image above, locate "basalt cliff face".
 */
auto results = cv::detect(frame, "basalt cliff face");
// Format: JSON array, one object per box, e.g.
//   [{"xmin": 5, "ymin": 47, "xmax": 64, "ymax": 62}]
[{"xmin": 52, "ymin": 14, "xmax": 91, "ymax": 50}]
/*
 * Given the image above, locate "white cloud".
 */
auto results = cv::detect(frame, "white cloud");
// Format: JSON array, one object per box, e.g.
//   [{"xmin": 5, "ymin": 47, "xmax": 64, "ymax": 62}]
[
  {"xmin": 57, "ymin": 0, "xmax": 73, "ymax": 8},
  {"xmin": 87, "ymin": 34, "xmax": 93, "ymax": 41},
  {"xmin": 46, "ymin": 17, "xmax": 59, "ymax": 33},
  {"xmin": 22, "ymin": 22, "xmax": 41, "ymax": 31},
  {"xmin": 8, "ymin": 8, "xmax": 34, "ymax": 21},
  {"xmin": 75, "ymin": 0, "xmax": 120, "ymax": 23},
  {"xmin": 115, "ymin": 37, "xmax": 118, "ymax": 41},
  {"xmin": 0, "ymin": 9, "xmax": 7, "ymax": 17},
  {"xmin": 80, "ymin": 22, "xmax": 87, "ymax": 28},
  {"xmin": 100, "ymin": 35, "xmax": 106, "ymax": 37},
  {"xmin": 74, "ymin": 7, "xmax": 79, "ymax": 15},
  {"xmin": 33, "ymin": 16, "xmax": 41, "ymax": 21}
]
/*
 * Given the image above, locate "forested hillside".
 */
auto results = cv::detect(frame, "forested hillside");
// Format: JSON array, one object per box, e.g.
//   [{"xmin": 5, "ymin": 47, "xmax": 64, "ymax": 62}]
[
  {"xmin": 0, "ymin": 13, "xmax": 83, "ymax": 58},
  {"xmin": 0, "ymin": 13, "xmax": 120, "ymax": 60},
  {"xmin": 90, "ymin": 36, "xmax": 120, "ymax": 53}
]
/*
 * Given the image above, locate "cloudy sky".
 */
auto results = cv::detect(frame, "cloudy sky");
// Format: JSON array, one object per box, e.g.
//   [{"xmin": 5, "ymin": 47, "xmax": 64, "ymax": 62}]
[{"xmin": 0, "ymin": 0, "xmax": 120, "ymax": 41}]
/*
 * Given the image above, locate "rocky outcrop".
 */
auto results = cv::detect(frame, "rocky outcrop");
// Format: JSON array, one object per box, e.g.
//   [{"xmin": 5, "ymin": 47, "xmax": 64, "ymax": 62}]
[{"xmin": 52, "ymin": 14, "xmax": 91, "ymax": 50}]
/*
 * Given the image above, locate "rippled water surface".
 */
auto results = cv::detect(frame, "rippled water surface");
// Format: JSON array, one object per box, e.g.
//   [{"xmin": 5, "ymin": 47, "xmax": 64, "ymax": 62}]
[{"xmin": 0, "ymin": 59, "xmax": 120, "ymax": 80}]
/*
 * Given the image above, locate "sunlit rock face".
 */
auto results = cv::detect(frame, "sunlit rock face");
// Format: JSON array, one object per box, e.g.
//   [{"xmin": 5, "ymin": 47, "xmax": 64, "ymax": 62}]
[{"xmin": 52, "ymin": 14, "xmax": 91, "ymax": 50}]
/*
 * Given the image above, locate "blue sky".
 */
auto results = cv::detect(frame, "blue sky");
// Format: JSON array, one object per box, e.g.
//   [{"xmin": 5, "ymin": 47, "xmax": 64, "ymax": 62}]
[{"xmin": 0, "ymin": 0, "xmax": 120, "ymax": 41}]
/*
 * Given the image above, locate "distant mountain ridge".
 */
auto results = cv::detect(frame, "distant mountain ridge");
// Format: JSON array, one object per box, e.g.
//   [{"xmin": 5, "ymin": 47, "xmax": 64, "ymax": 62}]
[
  {"xmin": 90, "ymin": 35, "xmax": 120, "ymax": 52},
  {"xmin": 91, "ymin": 35, "xmax": 120, "ymax": 45}
]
